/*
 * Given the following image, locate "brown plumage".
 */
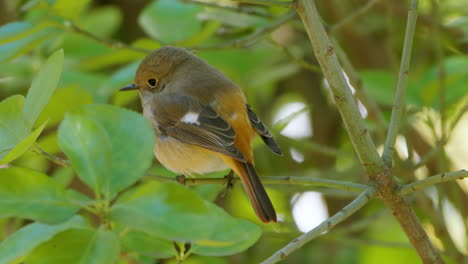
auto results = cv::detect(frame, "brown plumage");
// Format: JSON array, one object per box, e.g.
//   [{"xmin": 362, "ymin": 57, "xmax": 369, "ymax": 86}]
[{"xmin": 121, "ymin": 46, "xmax": 282, "ymax": 223}]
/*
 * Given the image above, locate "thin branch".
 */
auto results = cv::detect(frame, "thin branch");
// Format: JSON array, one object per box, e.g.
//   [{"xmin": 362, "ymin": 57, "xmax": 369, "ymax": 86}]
[
  {"xmin": 261, "ymin": 186, "xmax": 377, "ymax": 264},
  {"xmin": 381, "ymin": 0, "xmax": 418, "ymax": 166},
  {"xmin": 331, "ymin": 209, "xmax": 387, "ymax": 235},
  {"xmin": 33, "ymin": 145, "xmax": 71, "ymax": 167},
  {"xmin": 63, "ymin": 21, "xmax": 153, "ymax": 54},
  {"xmin": 191, "ymin": 11, "xmax": 297, "ymax": 50},
  {"xmin": 147, "ymin": 174, "xmax": 367, "ymax": 193},
  {"xmin": 184, "ymin": 0, "xmax": 275, "ymax": 18},
  {"xmin": 400, "ymin": 170, "xmax": 468, "ymax": 196},
  {"xmin": 228, "ymin": 0, "xmax": 293, "ymax": 8},
  {"xmin": 268, "ymin": 38, "xmax": 322, "ymax": 73},
  {"xmin": 282, "ymin": 136, "xmax": 354, "ymax": 158},
  {"xmin": 412, "ymin": 139, "xmax": 446, "ymax": 169},
  {"xmin": 329, "ymin": 0, "xmax": 380, "ymax": 33}
]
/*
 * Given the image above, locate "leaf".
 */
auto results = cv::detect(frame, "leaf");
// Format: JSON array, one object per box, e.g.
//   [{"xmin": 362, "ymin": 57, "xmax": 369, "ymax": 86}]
[
  {"xmin": 121, "ymin": 230, "xmax": 176, "ymax": 259},
  {"xmin": 0, "ymin": 95, "xmax": 29, "ymax": 161},
  {"xmin": 0, "ymin": 121, "xmax": 47, "ymax": 165},
  {"xmin": 23, "ymin": 49, "xmax": 64, "ymax": 129},
  {"xmin": 26, "ymin": 228, "xmax": 120, "ymax": 264},
  {"xmin": 138, "ymin": 0, "xmax": 203, "ymax": 43},
  {"xmin": 0, "ymin": 167, "xmax": 80, "ymax": 224},
  {"xmin": 52, "ymin": 0, "xmax": 91, "ymax": 20},
  {"xmin": 58, "ymin": 114, "xmax": 112, "ymax": 197},
  {"xmin": 191, "ymin": 202, "xmax": 261, "ymax": 256},
  {"xmin": 415, "ymin": 56, "xmax": 468, "ymax": 108},
  {"xmin": 58, "ymin": 104, "xmax": 154, "ymax": 198},
  {"xmin": 110, "ymin": 182, "xmax": 215, "ymax": 241},
  {"xmin": 36, "ymin": 85, "xmax": 93, "ymax": 129},
  {"xmin": 360, "ymin": 70, "xmax": 395, "ymax": 105},
  {"xmin": 74, "ymin": 105, "xmax": 154, "ymax": 195},
  {"xmin": 79, "ymin": 5, "xmax": 122, "ymax": 37},
  {"xmin": 0, "ymin": 22, "xmax": 60, "ymax": 62},
  {"xmin": 0, "ymin": 216, "xmax": 89, "ymax": 264}
]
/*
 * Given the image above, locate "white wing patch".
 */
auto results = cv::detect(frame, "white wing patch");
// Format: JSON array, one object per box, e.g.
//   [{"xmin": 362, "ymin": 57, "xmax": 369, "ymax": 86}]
[{"xmin": 181, "ymin": 111, "xmax": 200, "ymax": 125}]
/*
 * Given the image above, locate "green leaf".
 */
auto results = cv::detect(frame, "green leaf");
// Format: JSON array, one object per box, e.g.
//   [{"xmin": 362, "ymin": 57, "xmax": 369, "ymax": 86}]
[
  {"xmin": 0, "ymin": 167, "xmax": 80, "ymax": 224},
  {"xmin": 121, "ymin": 230, "xmax": 176, "ymax": 259},
  {"xmin": 415, "ymin": 56, "xmax": 468, "ymax": 108},
  {"xmin": 0, "ymin": 95, "xmax": 30, "ymax": 161},
  {"xmin": 52, "ymin": 0, "xmax": 91, "ymax": 20},
  {"xmin": 0, "ymin": 22, "xmax": 59, "ymax": 62},
  {"xmin": 191, "ymin": 202, "xmax": 261, "ymax": 256},
  {"xmin": 0, "ymin": 121, "xmax": 47, "ymax": 165},
  {"xmin": 58, "ymin": 104, "xmax": 154, "ymax": 198},
  {"xmin": 57, "ymin": 114, "xmax": 112, "ymax": 197},
  {"xmin": 74, "ymin": 105, "xmax": 154, "ymax": 195},
  {"xmin": 79, "ymin": 5, "xmax": 122, "ymax": 37},
  {"xmin": 26, "ymin": 228, "xmax": 120, "ymax": 264},
  {"xmin": 36, "ymin": 85, "xmax": 93, "ymax": 129},
  {"xmin": 138, "ymin": 0, "xmax": 203, "ymax": 43},
  {"xmin": 110, "ymin": 182, "xmax": 215, "ymax": 241},
  {"xmin": 23, "ymin": 49, "xmax": 64, "ymax": 129},
  {"xmin": 360, "ymin": 70, "xmax": 395, "ymax": 105},
  {"xmin": 0, "ymin": 216, "xmax": 89, "ymax": 264}
]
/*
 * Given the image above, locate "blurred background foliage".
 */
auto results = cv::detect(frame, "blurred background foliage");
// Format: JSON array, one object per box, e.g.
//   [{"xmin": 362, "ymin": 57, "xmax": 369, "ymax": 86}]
[{"xmin": 0, "ymin": 0, "xmax": 467, "ymax": 263}]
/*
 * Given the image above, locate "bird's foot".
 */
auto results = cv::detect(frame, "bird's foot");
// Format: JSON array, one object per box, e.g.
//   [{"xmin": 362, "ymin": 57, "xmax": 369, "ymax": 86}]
[
  {"xmin": 175, "ymin": 174, "xmax": 186, "ymax": 185},
  {"xmin": 224, "ymin": 170, "xmax": 235, "ymax": 190}
]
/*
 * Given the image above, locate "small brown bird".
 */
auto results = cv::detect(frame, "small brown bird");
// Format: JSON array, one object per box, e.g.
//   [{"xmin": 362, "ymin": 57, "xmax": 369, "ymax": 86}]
[{"xmin": 121, "ymin": 46, "xmax": 282, "ymax": 223}]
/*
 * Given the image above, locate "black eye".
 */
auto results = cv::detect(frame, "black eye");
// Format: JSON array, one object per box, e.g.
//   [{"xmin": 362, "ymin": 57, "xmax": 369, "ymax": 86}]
[{"xmin": 147, "ymin": 78, "xmax": 157, "ymax": 88}]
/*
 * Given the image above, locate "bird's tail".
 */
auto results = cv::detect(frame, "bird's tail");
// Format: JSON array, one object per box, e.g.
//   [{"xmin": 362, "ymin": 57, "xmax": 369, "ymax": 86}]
[{"xmin": 229, "ymin": 160, "xmax": 277, "ymax": 223}]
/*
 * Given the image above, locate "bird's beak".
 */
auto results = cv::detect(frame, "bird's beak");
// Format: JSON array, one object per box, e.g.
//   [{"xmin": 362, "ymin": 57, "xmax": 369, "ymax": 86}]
[{"xmin": 120, "ymin": 83, "xmax": 139, "ymax": 91}]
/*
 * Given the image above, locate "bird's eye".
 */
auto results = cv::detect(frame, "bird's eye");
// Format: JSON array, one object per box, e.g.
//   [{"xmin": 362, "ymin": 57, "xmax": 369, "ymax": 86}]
[{"xmin": 147, "ymin": 78, "xmax": 157, "ymax": 88}]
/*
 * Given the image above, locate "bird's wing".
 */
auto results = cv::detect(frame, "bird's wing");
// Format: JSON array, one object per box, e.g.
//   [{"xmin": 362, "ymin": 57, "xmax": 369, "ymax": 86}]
[
  {"xmin": 246, "ymin": 104, "xmax": 283, "ymax": 155},
  {"xmin": 153, "ymin": 93, "xmax": 247, "ymax": 162}
]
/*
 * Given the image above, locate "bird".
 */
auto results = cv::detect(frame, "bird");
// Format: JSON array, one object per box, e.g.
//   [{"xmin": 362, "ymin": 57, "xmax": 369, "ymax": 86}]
[{"xmin": 120, "ymin": 46, "xmax": 282, "ymax": 223}]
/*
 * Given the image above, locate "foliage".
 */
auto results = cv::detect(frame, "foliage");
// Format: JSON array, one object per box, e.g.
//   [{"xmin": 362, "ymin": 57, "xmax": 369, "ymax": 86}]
[{"xmin": 0, "ymin": 0, "xmax": 467, "ymax": 263}]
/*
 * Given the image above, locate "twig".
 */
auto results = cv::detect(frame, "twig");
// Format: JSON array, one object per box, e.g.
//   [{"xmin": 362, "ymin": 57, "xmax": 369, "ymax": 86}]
[
  {"xmin": 191, "ymin": 11, "xmax": 297, "ymax": 50},
  {"xmin": 400, "ymin": 170, "xmax": 468, "ymax": 196},
  {"xmin": 430, "ymin": 0, "xmax": 446, "ymax": 141},
  {"xmin": 147, "ymin": 174, "xmax": 367, "ymax": 193},
  {"xmin": 229, "ymin": 0, "xmax": 293, "ymax": 8},
  {"xmin": 33, "ymin": 145, "xmax": 71, "ymax": 167},
  {"xmin": 268, "ymin": 38, "xmax": 322, "ymax": 73},
  {"xmin": 63, "ymin": 21, "xmax": 153, "ymax": 54},
  {"xmin": 381, "ymin": 0, "xmax": 418, "ymax": 166},
  {"xmin": 282, "ymin": 136, "xmax": 354, "ymax": 158},
  {"xmin": 329, "ymin": 0, "xmax": 380, "ymax": 33},
  {"xmin": 184, "ymin": 0, "xmax": 275, "ymax": 18},
  {"xmin": 294, "ymin": 0, "xmax": 445, "ymax": 263},
  {"xmin": 412, "ymin": 139, "xmax": 446, "ymax": 169},
  {"xmin": 331, "ymin": 209, "xmax": 387, "ymax": 235},
  {"xmin": 261, "ymin": 186, "xmax": 377, "ymax": 264}
]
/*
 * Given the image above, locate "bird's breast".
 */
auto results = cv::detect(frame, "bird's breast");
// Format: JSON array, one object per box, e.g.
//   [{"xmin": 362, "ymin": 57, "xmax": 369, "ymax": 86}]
[{"xmin": 154, "ymin": 135, "xmax": 229, "ymax": 175}]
